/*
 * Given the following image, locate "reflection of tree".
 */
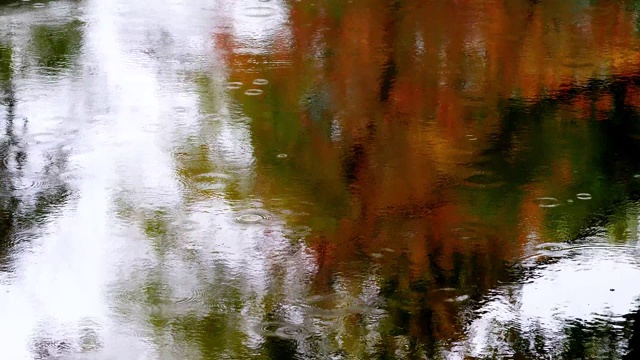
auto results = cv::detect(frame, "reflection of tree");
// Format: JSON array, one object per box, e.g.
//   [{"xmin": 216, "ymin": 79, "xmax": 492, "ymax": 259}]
[
  {"xmin": 478, "ymin": 315, "xmax": 637, "ymax": 359},
  {"xmin": 30, "ymin": 20, "xmax": 83, "ymax": 73},
  {"xmin": 110, "ymin": 201, "xmax": 267, "ymax": 359},
  {"xmin": 0, "ymin": 35, "xmax": 73, "ymax": 270},
  {"xmin": 207, "ymin": 0, "xmax": 640, "ymax": 357},
  {"xmin": 106, "ymin": 71, "xmax": 272, "ymax": 358},
  {"xmin": 485, "ymin": 76, "xmax": 640, "ymax": 243}
]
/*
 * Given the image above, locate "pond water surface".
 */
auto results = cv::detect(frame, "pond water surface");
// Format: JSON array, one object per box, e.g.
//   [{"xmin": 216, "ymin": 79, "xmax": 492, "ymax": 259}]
[{"xmin": 1, "ymin": 0, "xmax": 640, "ymax": 359}]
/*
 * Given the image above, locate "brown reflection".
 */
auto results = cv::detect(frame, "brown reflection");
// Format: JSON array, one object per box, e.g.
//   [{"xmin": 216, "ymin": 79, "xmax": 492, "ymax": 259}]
[{"xmin": 212, "ymin": 0, "xmax": 640, "ymax": 357}]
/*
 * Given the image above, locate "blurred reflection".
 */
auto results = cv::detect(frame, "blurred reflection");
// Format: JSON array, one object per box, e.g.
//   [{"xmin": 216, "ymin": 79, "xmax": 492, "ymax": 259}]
[
  {"xmin": 30, "ymin": 20, "xmax": 83, "ymax": 73},
  {"xmin": 0, "ymin": 2, "xmax": 89, "ymax": 358},
  {"xmin": 0, "ymin": 40, "xmax": 16, "ymax": 269},
  {"xmin": 0, "ymin": 37, "xmax": 72, "ymax": 271},
  {"xmin": 212, "ymin": 0, "xmax": 640, "ymax": 358},
  {"xmin": 1, "ymin": 0, "xmax": 640, "ymax": 359}
]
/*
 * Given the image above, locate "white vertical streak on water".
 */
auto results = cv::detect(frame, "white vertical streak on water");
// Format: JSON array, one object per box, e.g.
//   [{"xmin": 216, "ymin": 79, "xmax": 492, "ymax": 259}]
[{"xmin": 0, "ymin": 0, "xmax": 314, "ymax": 358}]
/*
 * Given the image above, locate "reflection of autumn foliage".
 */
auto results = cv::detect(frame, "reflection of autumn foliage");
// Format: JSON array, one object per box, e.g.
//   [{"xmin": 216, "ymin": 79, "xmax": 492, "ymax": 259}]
[{"xmin": 215, "ymin": 0, "xmax": 640, "ymax": 353}]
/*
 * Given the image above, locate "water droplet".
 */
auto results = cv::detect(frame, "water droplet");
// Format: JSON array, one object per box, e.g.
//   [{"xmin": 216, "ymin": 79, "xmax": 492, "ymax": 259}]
[
  {"xmin": 193, "ymin": 172, "xmax": 230, "ymax": 182},
  {"xmin": 253, "ymin": 79, "xmax": 269, "ymax": 85},
  {"xmin": 173, "ymin": 106, "xmax": 187, "ymax": 113},
  {"xmin": 466, "ymin": 134, "xmax": 477, "ymax": 141},
  {"xmin": 283, "ymin": 225, "xmax": 311, "ymax": 240},
  {"xmin": 276, "ymin": 153, "xmax": 288, "ymax": 158},
  {"xmin": 226, "ymin": 82, "xmax": 243, "ymax": 90},
  {"xmin": 576, "ymin": 193, "xmax": 592, "ymax": 200},
  {"xmin": 254, "ymin": 322, "xmax": 306, "ymax": 340},
  {"xmin": 242, "ymin": 6, "xmax": 278, "ymax": 18},
  {"xmin": 451, "ymin": 222, "xmax": 498, "ymax": 242},
  {"xmin": 236, "ymin": 214, "xmax": 263, "ymax": 223},
  {"xmin": 174, "ymin": 289, "xmax": 206, "ymax": 305},
  {"xmin": 32, "ymin": 3, "xmax": 44, "ymax": 8},
  {"xmin": 535, "ymin": 243, "xmax": 567, "ymax": 252},
  {"xmin": 567, "ymin": 199, "xmax": 574, "ymax": 203},
  {"xmin": 0, "ymin": 178, "xmax": 42, "ymax": 197},
  {"xmin": 187, "ymin": 172, "xmax": 228, "ymax": 192},
  {"xmin": 195, "ymin": 182, "xmax": 226, "ymax": 192},
  {"xmin": 304, "ymin": 293, "xmax": 373, "ymax": 319},
  {"xmin": 234, "ymin": 210, "xmax": 271, "ymax": 224},
  {"xmin": 634, "ymin": 174, "xmax": 640, "ymax": 179},
  {"xmin": 0, "ymin": 148, "xmax": 14, "ymax": 170},
  {"xmin": 370, "ymin": 253, "xmax": 384, "ymax": 259},
  {"xmin": 13, "ymin": 179, "xmax": 38, "ymax": 191},
  {"xmin": 536, "ymin": 197, "xmax": 561, "ymax": 208},
  {"xmin": 244, "ymin": 89, "xmax": 263, "ymax": 96}
]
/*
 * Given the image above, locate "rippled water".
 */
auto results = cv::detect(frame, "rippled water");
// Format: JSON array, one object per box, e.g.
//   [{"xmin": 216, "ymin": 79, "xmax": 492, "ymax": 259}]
[{"xmin": 1, "ymin": 0, "xmax": 640, "ymax": 359}]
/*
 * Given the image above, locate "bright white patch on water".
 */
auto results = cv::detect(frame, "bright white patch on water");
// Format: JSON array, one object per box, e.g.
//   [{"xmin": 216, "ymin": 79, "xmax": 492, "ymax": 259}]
[{"xmin": 449, "ymin": 246, "xmax": 640, "ymax": 358}]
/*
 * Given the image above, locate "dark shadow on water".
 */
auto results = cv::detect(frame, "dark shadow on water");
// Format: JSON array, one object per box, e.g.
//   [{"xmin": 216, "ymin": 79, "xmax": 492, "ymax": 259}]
[{"xmin": 0, "ymin": 39, "xmax": 73, "ymax": 271}]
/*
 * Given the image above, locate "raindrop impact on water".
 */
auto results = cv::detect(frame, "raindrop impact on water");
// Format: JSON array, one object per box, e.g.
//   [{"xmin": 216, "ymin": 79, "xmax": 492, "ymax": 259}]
[
  {"xmin": 536, "ymin": 197, "xmax": 561, "ymax": 208},
  {"xmin": 226, "ymin": 81, "xmax": 243, "ymax": 90},
  {"xmin": 244, "ymin": 89, "xmax": 263, "ymax": 96},
  {"xmin": 242, "ymin": 6, "xmax": 278, "ymax": 18},
  {"xmin": 576, "ymin": 193, "xmax": 592, "ymax": 200}
]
